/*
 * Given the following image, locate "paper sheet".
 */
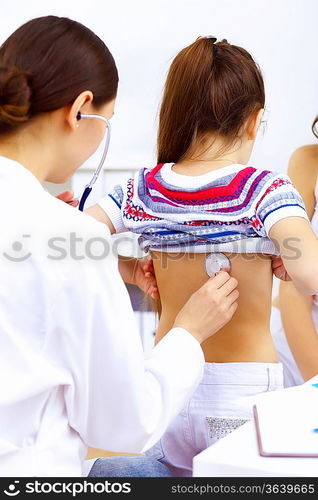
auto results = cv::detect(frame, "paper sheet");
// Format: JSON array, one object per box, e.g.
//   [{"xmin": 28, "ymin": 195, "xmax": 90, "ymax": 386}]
[{"xmin": 253, "ymin": 382, "xmax": 318, "ymax": 457}]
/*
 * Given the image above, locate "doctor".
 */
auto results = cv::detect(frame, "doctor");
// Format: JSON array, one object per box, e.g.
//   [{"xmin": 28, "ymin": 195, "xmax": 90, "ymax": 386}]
[{"xmin": 0, "ymin": 16, "xmax": 240, "ymax": 477}]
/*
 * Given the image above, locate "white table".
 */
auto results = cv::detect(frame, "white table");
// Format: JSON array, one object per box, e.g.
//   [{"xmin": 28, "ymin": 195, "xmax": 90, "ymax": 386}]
[{"xmin": 193, "ymin": 420, "xmax": 318, "ymax": 477}]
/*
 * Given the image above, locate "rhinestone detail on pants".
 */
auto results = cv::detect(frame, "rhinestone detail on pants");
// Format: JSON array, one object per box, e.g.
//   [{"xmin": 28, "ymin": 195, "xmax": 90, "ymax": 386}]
[{"xmin": 206, "ymin": 416, "xmax": 249, "ymax": 440}]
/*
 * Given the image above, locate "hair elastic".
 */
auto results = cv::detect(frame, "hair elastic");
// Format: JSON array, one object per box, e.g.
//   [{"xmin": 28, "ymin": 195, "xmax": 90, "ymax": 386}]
[
  {"xmin": 200, "ymin": 35, "xmax": 218, "ymax": 58},
  {"xmin": 204, "ymin": 35, "xmax": 217, "ymax": 42}
]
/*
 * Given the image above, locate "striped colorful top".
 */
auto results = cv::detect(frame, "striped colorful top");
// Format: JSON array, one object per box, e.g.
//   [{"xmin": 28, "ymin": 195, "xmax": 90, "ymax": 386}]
[{"xmin": 98, "ymin": 163, "xmax": 309, "ymax": 255}]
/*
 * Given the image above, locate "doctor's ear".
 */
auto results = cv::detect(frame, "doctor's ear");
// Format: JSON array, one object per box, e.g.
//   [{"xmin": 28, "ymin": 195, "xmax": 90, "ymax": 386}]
[{"xmin": 67, "ymin": 90, "xmax": 94, "ymax": 131}]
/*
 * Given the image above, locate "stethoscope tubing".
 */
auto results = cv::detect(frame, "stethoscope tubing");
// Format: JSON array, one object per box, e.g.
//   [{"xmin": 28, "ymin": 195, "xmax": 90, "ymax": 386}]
[{"xmin": 77, "ymin": 113, "xmax": 111, "ymax": 211}]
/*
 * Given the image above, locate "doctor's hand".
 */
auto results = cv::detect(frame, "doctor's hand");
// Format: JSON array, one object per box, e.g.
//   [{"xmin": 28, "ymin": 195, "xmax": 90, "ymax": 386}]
[
  {"xmin": 56, "ymin": 190, "xmax": 79, "ymax": 208},
  {"xmin": 173, "ymin": 271, "xmax": 239, "ymax": 344}
]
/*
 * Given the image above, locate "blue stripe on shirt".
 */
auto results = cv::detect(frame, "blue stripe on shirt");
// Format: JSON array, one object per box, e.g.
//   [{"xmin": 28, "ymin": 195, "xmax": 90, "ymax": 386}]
[
  {"xmin": 261, "ymin": 203, "xmax": 306, "ymax": 223},
  {"xmin": 155, "ymin": 229, "xmax": 240, "ymax": 238},
  {"xmin": 108, "ymin": 193, "xmax": 122, "ymax": 209}
]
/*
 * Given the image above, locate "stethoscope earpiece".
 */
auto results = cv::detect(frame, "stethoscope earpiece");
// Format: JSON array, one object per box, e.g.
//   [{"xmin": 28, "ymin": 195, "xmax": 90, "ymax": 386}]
[{"xmin": 76, "ymin": 112, "xmax": 111, "ymax": 211}]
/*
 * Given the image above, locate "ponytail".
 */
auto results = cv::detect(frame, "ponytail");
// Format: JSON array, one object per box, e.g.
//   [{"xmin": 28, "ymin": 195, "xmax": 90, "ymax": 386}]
[{"xmin": 157, "ymin": 37, "xmax": 265, "ymax": 163}]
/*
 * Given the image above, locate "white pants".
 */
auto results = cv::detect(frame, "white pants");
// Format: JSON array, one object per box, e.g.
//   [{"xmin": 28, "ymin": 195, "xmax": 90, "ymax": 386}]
[{"xmin": 145, "ymin": 362, "xmax": 283, "ymax": 476}]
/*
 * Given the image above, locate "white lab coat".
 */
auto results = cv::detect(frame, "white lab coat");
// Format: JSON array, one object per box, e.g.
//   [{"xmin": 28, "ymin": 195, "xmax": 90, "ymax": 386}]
[{"xmin": 0, "ymin": 157, "xmax": 204, "ymax": 477}]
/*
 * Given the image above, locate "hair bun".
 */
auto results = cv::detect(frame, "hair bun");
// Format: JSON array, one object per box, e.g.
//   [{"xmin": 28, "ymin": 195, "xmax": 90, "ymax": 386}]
[{"xmin": 0, "ymin": 66, "xmax": 31, "ymax": 133}]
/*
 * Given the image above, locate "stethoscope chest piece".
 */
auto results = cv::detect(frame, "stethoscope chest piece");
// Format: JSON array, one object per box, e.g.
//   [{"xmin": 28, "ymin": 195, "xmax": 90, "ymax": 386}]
[{"xmin": 205, "ymin": 253, "xmax": 231, "ymax": 277}]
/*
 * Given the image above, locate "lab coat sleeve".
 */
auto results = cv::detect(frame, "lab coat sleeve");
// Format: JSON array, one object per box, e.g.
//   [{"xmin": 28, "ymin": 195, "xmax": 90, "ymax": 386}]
[{"xmin": 48, "ymin": 227, "xmax": 204, "ymax": 453}]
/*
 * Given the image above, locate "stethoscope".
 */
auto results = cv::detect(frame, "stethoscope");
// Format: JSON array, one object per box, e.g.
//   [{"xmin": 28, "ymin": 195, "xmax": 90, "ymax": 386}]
[
  {"xmin": 76, "ymin": 111, "xmax": 111, "ymax": 211},
  {"xmin": 205, "ymin": 252, "xmax": 231, "ymax": 276}
]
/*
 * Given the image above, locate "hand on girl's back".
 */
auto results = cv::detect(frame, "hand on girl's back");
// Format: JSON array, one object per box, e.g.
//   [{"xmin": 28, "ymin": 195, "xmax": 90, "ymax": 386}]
[{"xmin": 174, "ymin": 271, "xmax": 239, "ymax": 344}]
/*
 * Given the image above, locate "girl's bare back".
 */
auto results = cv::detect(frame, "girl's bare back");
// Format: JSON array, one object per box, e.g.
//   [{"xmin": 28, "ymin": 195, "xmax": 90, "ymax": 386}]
[{"xmin": 152, "ymin": 251, "xmax": 278, "ymax": 363}]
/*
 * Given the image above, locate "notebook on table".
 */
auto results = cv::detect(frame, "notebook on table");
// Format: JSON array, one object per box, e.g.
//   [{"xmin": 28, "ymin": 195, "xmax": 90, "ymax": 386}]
[{"xmin": 253, "ymin": 380, "xmax": 318, "ymax": 458}]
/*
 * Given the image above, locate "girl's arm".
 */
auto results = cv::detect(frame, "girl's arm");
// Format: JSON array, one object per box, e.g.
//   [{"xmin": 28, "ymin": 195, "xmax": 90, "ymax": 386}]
[
  {"xmin": 269, "ymin": 147, "xmax": 317, "ymax": 283},
  {"xmin": 55, "ymin": 190, "xmax": 157, "ymax": 294},
  {"xmin": 85, "ymin": 204, "xmax": 159, "ymax": 298},
  {"xmin": 85, "ymin": 204, "xmax": 116, "ymax": 234},
  {"xmin": 279, "ymin": 280, "xmax": 318, "ymax": 380},
  {"xmin": 268, "ymin": 146, "xmax": 318, "ymax": 295},
  {"xmin": 118, "ymin": 255, "xmax": 159, "ymax": 299},
  {"xmin": 278, "ymin": 145, "xmax": 318, "ymax": 380},
  {"xmin": 269, "ymin": 217, "xmax": 318, "ymax": 295}
]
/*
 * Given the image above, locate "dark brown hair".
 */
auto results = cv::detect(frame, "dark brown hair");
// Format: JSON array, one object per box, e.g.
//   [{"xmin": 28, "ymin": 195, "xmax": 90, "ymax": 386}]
[
  {"xmin": 157, "ymin": 38, "xmax": 265, "ymax": 163},
  {"xmin": 0, "ymin": 16, "xmax": 118, "ymax": 134},
  {"xmin": 312, "ymin": 115, "xmax": 318, "ymax": 139}
]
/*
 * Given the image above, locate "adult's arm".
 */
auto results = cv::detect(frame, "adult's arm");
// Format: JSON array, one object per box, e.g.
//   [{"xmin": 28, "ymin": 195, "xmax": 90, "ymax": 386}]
[
  {"xmin": 279, "ymin": 281, "xmax": 318, "ymax": 380},
  {"xmin": 47, "ymin": 219, "xmax": 238, "ymax": 453}
]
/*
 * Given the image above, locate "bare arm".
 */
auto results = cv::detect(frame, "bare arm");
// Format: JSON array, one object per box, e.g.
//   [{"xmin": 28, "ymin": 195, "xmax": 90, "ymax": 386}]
[
  {"xmin": 85, "ymin": 205, "xmax": 148, "ymax": 291},
  {"xmin": 269, "ymin": 217, "xmax": 318, "ymax": 295},
  {"xmin": 279, "ymin": 280, "xmax": 318, "ymax": 380},
  {"xmin": 279, "ymin": 145, "xmax": 318, "ymax": 380},
  {"xmin": 60, "ymin": 200, "xmax": 146, "ymax": 291},
  {"xmin": 85, "ymin": 204, "xmax": 116, "ymax": 234},
  {"xmin": 269, "ymin": 146, "xmax": 318, "ymax": 295}
]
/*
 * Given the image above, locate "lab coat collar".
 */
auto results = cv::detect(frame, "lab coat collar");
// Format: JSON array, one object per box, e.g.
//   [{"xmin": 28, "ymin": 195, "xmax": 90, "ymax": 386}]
[{"xmin": 0, "ymin": 155, "xmax": 45, "ymax": 191}]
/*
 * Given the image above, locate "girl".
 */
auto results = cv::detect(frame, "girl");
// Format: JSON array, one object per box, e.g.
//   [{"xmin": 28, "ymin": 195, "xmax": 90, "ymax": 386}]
[
  {"xmin": 88, "ymin": 37, "xmax": 318, "ymax": 476},
  {"xmin": 271, "ymin": 116, "xmax": 318, "ymax": 386}
]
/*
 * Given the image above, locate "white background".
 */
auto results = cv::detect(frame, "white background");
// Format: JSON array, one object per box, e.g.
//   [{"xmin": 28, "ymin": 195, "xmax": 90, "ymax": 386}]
[{"xmin": 0, "ymin": 0, "xmax": 317, "ymax": 175}]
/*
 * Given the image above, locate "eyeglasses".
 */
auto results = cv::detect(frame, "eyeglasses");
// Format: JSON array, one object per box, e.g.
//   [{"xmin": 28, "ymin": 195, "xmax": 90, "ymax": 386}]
[{"xmin": 76, "ymin": 112, "xmax": 111, "ymax": 211}]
